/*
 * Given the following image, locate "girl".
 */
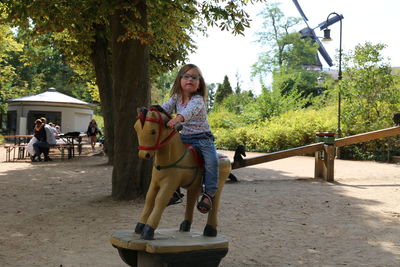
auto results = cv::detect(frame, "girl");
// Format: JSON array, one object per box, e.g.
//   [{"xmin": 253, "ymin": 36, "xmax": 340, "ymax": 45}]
[
  {"xmin": 87, "ymin": 119, "xmax": 102, "ymax": 150},
  {"xmin": 162, "ymin": 64, "xmax": 219, "ymax": 214}
]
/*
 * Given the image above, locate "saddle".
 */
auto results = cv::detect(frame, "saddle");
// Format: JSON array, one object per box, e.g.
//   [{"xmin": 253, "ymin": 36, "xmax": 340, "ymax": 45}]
[
  {"xmin": 184, "ymin": 144, "xmax": 229, "ymax": 169},
  {"xmin": 185, "ymin": 144, "xmax": 204, "ymax": 168}
]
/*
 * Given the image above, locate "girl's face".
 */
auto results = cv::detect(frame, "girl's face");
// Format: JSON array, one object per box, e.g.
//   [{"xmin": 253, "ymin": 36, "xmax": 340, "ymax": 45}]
[{"xmin": 180, "ymin": 68, "xmax": 200, "ymax": 96}]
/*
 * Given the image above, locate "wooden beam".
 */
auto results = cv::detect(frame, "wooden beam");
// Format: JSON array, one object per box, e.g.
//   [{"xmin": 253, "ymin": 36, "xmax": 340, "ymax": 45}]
[
  {"xmin": 335, "ymin": 126, "xmax": 400, "ymax": 147},
  {"xmin": 232, "ymin": 143, "xmax": 324, "ymax": 169}
]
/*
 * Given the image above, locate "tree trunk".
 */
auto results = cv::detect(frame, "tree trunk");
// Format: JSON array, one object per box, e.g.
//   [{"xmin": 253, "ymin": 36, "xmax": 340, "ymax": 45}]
[
  {"xmin": 110, "ymin": 1, "xmax": 152, "ymax": 200},
  {"xmin": 90, "ymin": 23, "xmax": 115, "ymax": 164}
]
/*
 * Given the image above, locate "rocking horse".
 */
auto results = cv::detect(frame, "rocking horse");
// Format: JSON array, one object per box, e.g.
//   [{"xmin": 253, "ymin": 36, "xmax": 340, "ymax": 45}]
[{"xmin": 133, "ymin": 106, "xmax": 231, "ymax": 240}]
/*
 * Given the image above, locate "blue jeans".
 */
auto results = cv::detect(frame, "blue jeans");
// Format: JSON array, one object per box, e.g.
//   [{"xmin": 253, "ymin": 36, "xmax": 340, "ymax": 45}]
[
  {"xmin": 33, "ymin": 141, "xmax": 49, "ymax": 157},
  {"xmin": 180, "ymin": 132, "xmax": 219, "ymax": 194}
]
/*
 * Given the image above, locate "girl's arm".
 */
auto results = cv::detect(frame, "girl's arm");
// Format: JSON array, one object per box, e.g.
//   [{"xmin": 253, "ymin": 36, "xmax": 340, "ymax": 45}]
[
  {"xmin": 166, "ymin": 114, "xmax": 184, "ymax": 129},
  {"xmin": 161, "ymin": 95, "xmax": 177, "ymax": 114}
]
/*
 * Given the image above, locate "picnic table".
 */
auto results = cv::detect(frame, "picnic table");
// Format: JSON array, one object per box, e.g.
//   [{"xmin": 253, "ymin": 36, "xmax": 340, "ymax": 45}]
[
  {"xmin": 4, "ymin": 135, "xmax": 32, "ymax": 145},
  {"xmin": 2, "ymin": 133, "xmax": 86, "ymax": 162},
  {"xmin": 58, "ymin": 132, "xmax": 85, "ymax": 157}
]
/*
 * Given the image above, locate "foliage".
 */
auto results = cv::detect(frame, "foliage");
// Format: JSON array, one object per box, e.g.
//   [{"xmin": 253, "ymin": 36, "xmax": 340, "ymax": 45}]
[
  {"xmin": 11, "ymin": 29, "xmax": 94, "ymax": 102},
  {"xmin": 324, "ymin": 42, "xmax": 400, "ymax": 161},
  {"xmin": 207, "ymin": 83, "xmax": 216, "ymax": 111},
  {"xmin": 214, "ymin": 75, "xmax": 233, "ymax": 104},
  {"xmin": 208, "ymin": 106, "xmax": 248, "ymax": 130},
  {"xmin": 340, "ymin": 42, "xmax": 400, "ymax": 135},
  {"xmin": 1, "ymin": 0, "xmax": 266, "ymax": 200},
  {"xmin": 214, "ymin": 89, "xmax": 254, "ymax": 113},
  {"xmin": 272, "ymin": 68, "xmax": 323, "ymax": 97},
  {"xmin": 93, "ymin": 114, "xmax": 104, "ymax": 130},
  {"xmin": 252, "ymin": 2, "xmax": 318, "ymax": 73},
  {"xmin": 255, "ymin": 86, "xmax": 310, "ymax": 119},
  {"xmin": 151, "ymin": 67, "xmax": 179, "ymax": 105},
  {"xmin": 252, "ymin": 2, "xmax": 321, "ymax": 100},
  {"xmin": 0, "ymin": 13, "xmax": 23, "ymax": 114},
  {"xmin": 211, "ymin": 105, "xmax": 336, "ymax": 151}
]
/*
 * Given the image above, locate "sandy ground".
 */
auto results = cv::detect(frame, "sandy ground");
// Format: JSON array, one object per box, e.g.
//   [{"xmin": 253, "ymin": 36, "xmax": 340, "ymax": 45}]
[{"xmin": 0, "ymin": 146, "xmax": 399, "ymax": 267}]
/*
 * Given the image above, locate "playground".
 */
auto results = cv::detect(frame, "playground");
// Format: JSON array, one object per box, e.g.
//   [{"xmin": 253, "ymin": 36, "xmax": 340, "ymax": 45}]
[{"xmin": 0, "ymin": 148, "xmax": 399, "ymax": 266}]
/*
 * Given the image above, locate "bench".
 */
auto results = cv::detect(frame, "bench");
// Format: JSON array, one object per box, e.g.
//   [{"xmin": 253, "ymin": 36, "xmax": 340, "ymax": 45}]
[
  {"xmin": 3, "ymin": 143, "xmax": 75, "ymax": 162},
  {"xmin": 4, "ymin": 144, "xmax": 27, "ymax": 162}
]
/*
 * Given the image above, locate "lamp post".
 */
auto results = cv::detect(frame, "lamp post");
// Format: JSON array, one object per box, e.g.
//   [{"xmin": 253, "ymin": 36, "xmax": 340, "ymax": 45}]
[{"xmin": 322, "ymin": 12, "xmax": 343, "ymax": 140}]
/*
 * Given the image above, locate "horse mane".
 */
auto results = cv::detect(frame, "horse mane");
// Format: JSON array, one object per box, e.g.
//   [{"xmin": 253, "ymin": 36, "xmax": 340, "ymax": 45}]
[
  {"xmin": 149, "ymin": 105, "xmax": 172, "ymax": 120},
  {"xmin": 137, "ymin": 105, "xmax": 173, "ymax": 128}
]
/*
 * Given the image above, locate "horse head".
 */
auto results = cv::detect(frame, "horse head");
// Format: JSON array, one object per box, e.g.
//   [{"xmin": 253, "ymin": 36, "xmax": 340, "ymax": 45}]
[{"xmin": 134, "ymin": 106, "xmax": 176, "ymax": 160}]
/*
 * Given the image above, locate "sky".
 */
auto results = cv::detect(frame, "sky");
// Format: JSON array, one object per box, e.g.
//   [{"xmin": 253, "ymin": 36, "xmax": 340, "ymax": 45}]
[{"xmin": 188, "ymin": 0, "xmax": 400, "ymax": 95}]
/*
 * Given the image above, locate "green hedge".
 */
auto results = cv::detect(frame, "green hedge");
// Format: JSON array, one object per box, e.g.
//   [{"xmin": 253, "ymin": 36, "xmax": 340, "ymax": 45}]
[{"xmin": 212, "ymin": 106, "xmax": 336, "ymax": 152}]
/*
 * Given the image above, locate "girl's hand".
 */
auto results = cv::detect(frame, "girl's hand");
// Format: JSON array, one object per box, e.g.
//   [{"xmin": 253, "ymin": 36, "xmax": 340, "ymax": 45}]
[{"xmin": 167, "ymin": 115, "xmax": 184, "ymax": 129}]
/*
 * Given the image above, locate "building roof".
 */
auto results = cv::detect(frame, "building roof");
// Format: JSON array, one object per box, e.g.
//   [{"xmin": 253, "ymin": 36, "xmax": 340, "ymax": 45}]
[{"xmin": 7, "ymin": 87, "xmax": 90, "ymax": 106}]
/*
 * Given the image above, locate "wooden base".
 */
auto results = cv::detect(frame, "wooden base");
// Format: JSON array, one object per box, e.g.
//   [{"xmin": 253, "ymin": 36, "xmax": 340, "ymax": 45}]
[{"xmin": 110, "ymin": 229, "xmax": 229, "ymax": 267}]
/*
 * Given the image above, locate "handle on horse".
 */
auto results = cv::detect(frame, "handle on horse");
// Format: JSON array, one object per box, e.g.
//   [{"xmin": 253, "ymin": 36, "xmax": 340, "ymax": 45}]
[{"xmin": 175, "ymin": 123, "xmax": 183, "ymax": 132}]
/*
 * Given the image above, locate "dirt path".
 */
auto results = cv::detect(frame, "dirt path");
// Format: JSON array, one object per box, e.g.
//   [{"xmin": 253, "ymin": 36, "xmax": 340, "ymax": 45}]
[{"xmin": 0, "ymin": 148, "xmax": 399, "ymax": 266}]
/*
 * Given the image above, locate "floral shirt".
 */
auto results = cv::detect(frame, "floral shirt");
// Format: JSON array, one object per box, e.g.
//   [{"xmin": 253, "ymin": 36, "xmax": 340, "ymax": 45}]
[{"xmin": 162, "ymin": 94, "xmax": 211, "ymax": 135}]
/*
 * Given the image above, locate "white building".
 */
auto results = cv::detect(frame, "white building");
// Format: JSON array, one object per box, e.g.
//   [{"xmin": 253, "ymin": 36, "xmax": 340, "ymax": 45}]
[{"xmin": 7, "ymin": 88, "xmax": 93, "ymax": 135}]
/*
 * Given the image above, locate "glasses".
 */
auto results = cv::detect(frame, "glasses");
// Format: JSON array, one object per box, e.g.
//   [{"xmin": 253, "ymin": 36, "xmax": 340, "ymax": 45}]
[{"xmin": 181, "ymin": 74, "xmax": 201, "ymax": 81}]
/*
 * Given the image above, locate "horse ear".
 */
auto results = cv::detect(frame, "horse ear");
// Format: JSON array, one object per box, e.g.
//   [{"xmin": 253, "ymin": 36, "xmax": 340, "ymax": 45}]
[{"xmin": 137, "ymin": 107, "xmax": 147, "ymax": 127}]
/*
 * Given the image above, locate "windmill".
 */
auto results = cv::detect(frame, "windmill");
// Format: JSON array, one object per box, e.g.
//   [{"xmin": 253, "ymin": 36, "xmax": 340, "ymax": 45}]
[{"xmin": 292, "ymin": 0, "xmax": 343, "ymax": 68}]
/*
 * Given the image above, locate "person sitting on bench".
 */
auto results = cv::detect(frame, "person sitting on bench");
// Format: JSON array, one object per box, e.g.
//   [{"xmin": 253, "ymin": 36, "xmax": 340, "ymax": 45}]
[{"xmin": 33, "ymin": 117, "xmax": 57, "ymax": 162}]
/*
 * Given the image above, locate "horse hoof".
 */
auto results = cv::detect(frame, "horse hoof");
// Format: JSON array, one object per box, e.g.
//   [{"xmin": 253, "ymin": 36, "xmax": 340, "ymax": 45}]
[
  {"xmin": 179, "ymin": 220, "xmax": 191, "ymax": 232},
  {"xmin": 134, "ymin": 222, "xmax": 145, "ymax": 234},
  {"xmin": 140, "ymin": 225, "xmax": 155, "ymax": 240},
  {"xmin": 203, "ymin": 224, "xmax": 217, "ymax": 237}
]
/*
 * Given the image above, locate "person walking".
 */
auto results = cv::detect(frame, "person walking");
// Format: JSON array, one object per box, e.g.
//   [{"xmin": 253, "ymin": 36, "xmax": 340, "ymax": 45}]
[{"xmin": 87, "ymin": 119, "xmax": 101, "ymax": 150}]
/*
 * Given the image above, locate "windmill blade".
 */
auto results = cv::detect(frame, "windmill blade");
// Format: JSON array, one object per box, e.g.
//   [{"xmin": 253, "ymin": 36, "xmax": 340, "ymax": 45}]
[
  {"xmin": 315, "ymin": 37, "xmax": 333, "ymax": 67},
  {"xmin": 318, "ymin": 14, "xmax": 344, "ymax": 30},
  {"xmin": 292, "ymin": 0, "xmax": 334, "ymax": 66},
  {"xmin": 292, "ymin": 0, "xmax": 309, "ymax": 23}
]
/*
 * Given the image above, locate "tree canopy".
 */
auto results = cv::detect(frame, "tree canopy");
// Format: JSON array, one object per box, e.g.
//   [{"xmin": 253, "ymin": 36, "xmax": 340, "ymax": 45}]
[
  {"xmin": 341, "ymin": 42, "xmax": 399, "ymax": 133},
  {"xmin": 215, "ymin": 75, "xmax": 233, "ymax": 104},
  {"xmin": 0, "ymin": 0, "xmax": 265, "ymax": 200},
  {"xmin": 251, "ymin": 2, "xmax": 321, "ymax": 97}
]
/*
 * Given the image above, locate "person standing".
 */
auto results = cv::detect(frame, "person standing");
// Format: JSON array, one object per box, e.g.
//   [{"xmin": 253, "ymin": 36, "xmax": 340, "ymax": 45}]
[{"xmin": 87, "ymin": 119, "xmax": 101, "ymax": 150}]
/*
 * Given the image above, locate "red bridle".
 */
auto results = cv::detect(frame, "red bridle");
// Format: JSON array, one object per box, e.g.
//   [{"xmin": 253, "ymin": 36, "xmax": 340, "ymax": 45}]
[{"xmin": 137, "ymin": 108, "xmax": 178, "ymax": 151}]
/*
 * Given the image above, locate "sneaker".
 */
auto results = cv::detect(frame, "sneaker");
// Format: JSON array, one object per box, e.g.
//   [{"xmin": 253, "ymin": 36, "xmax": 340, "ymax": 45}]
[
  {"xmin": 168, "ymin": 191, "xmax": 184, "ymax": 206},
  {"xmin": 44, "ymin": 157, "xmax": 52, "ymax": 162}
]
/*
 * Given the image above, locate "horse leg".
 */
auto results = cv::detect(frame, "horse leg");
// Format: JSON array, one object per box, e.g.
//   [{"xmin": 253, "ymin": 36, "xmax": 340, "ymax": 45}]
[
  {"xmin": 179, "ymin": 186, "xmax": 201, "ymax": 232},
  {"xmin": 135, "ymin": 181, "xmax": 158, "ymax": 234},
  {"xmin": 141, "ymin": 182, "xmax": 177, "ymax": 240},
  {"xmin": 204, "ymin": 176, "xmax": 227, "ymax": 237}
]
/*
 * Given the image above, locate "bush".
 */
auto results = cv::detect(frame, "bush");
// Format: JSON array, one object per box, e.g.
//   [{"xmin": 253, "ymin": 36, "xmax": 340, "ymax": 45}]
[
  {"xmin": 0, "ymin": 134, "xmax": 4, "ymax": 145},
  {"xmin": 212, "ymin": 106, "xmax": 336, "ymax": 152}
]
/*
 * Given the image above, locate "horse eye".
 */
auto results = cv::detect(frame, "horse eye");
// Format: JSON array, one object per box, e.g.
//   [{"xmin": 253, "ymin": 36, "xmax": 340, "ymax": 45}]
[{"xmin": 151, "ymin": 129, "xmax": 156, "ymax": 135}]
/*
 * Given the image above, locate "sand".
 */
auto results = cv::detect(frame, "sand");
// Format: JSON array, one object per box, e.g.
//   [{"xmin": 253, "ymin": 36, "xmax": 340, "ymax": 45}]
[{"xmin": 0, "ymin": 147, "xmax": 399, "ymax": 266}]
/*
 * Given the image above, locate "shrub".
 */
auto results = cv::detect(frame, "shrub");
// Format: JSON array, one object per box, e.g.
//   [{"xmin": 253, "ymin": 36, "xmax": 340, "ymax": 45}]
[{"xmin": 212, "ymin": 106, "xmax": 336, "ymax": 152}]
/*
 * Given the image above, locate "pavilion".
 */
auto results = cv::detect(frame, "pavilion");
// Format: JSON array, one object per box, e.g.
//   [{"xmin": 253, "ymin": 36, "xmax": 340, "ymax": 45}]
[{"xmin": 6, "ymin": 87, "xmax": 93, "ymax": 135}]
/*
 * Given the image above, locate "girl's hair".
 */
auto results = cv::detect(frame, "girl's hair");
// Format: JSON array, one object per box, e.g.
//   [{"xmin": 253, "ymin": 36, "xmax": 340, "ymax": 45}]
[{"xmin": 170, "ymin": 64, "xmax": 207, "ymax": 100}]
